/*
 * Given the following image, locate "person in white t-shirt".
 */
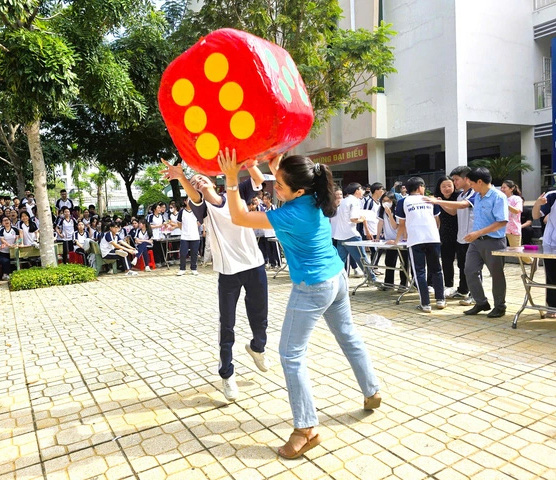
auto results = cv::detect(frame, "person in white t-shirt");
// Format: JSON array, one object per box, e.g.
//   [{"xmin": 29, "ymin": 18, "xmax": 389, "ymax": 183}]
[
  {"xmin": 0, "ymin": 216, "xmax": 22, "ymax": 280},
  {"xmin": 395, "ymin": 177, "xmax": 445, "ymax": 312},
  {"xmin": 161, "ymin": 157, "xmax": 270, "ymax": 402},
  {"xmin": 334, "ymin": 183, "xmax": 377, "ymax": 281},
  {"xmin": 99, "ymin": 222, "xmax": 138, "ymax": 276},
  {"xmin": 176, "ymin": 200, "xmax": 200, "ymax": 276},
  {"xmin": 147, "ymin": 203, "xmax": 165, "ymax": 267}
]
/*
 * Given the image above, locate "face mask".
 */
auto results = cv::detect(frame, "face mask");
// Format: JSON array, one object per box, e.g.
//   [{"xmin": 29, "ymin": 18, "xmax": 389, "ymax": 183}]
[{"xmin": 383, "ymin": 202, "xmax": 392, "ymax": 209}]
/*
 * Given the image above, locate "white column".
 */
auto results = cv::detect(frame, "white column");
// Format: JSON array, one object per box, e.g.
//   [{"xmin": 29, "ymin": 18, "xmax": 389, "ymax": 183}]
[
  {"xmin": 444, "ymin": 119, "xmax": 468, "ymax": 174},
  {"xmin": 521, "ymin": 126, "xmax": 541, "ymax": 201},
  {"xmin": 367, "ymin": 140, "xmax": 386, "ymax": 185}
]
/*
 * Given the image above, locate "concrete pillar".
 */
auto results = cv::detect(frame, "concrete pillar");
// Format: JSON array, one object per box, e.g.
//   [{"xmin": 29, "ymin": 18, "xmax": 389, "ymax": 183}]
[
  {"xmin": 367, "ymin": 140, "xmax": 386, "ymax": 185},
  {"xmin": 444, "ymin": 120, "xmax": 468, "ymax": 174},
  {"xmin": 521, "ymin": 126, "xmax": 541, "ymax": 201}
]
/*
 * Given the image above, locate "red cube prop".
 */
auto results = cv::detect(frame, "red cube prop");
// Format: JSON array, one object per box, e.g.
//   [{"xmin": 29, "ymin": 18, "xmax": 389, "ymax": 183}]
[{"xmin": 158, "ymin": 28, "xmax": 314, "ymax": 175}]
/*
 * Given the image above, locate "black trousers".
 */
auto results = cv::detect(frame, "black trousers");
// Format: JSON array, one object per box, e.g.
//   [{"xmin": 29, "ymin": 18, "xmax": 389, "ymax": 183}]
[
  {"xmin": 384, "ymin": 249, "xmax": 408, "ymax": 286},
  {"xmin": 60, "ymin": 240, "xmax": 74, "ymax": 264},
  {"xmin": 545, "ymin": 258, "xmax": 556, "ymax": 308},
  {"xmin": 217, "ymin": 264, "xmax": 268, "ymax": 379},
  {"xmin": 456, "ymin": 243, "xmax": 470, "ymax": 295},
  {"xmin": 441, "ymin": 241, "xmax": 457, "ymax": 287}
]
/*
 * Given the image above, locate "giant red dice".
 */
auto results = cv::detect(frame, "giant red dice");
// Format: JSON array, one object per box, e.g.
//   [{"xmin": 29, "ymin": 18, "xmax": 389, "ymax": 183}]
[{"xmin": 158, "ymin": 28, "xmax": 314, "ymax": 175}]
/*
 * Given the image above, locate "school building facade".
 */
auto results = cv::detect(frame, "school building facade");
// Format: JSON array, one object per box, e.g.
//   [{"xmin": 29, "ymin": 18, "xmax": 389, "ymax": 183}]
[{"xmin": 293, "ymin": 0, "xmax": 556, "ymax": 200}]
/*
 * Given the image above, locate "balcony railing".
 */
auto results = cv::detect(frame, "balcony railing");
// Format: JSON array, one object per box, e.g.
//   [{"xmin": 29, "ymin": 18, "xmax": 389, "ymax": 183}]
[
  {"xmin": 535, "ymin": 80, "xmax": 552, "ymax": 109},
  {"xmin": 534, "ymin": 0, "xmax": 556, "ymax": 10}
]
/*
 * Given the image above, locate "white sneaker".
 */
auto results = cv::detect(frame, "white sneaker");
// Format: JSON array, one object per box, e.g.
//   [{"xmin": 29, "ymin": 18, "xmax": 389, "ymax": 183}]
[
  {"xmin": 145, "ymin": 266, "xmax": 151, "ymax": 272},
  {"xmin": 459, "ymin": 295, "xmax": 475, "ymax": 306},
  {"xmin": 125, "ymin": 270, "xmax": 138, "ymax": 276},
  {"xmin": 131, "ymin": 257, "xmax": 138, "ymax": 266},
  {"xmin": 245, "ymin": 344, "xmax": 269, "ymax": 372},
  {"xmin": 116, "ymin": 250, "xmax": 128, "ymax": 258},
  {"xmin": 436, "ymin": 300, "xmax": 447, "ymax": 309},
  {"xmin": 2, "ymin": 274, "xmax": 9, "ymax": 281},
  {"xmin": 417, "ymin": 304, "xmax": 432, "ymax": 313},
  {"xmin": 444, "ymin": 287, "xmax": 457, "ymax": 298},
  {"xmin": 222, "ymin": 374, "xmax": 238, "ymax": 401},
  {"xmin": 427, "ymin": 286, "xmax": 434, "ymax": 294},
  {"xmin": 351, "ymin": 268, "xmax": 364, "ymax": 278},
  {"xmin": 191, "ymin": 270, "xmax": 199, "ymax": 276},
  {"xmin": 176, "ymin": 270, "xmax": 186, "ymax": 276}
]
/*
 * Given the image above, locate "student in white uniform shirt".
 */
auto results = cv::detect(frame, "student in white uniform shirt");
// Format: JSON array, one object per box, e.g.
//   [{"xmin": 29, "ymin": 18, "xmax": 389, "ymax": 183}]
[
  {"xmin": 0, "ymin": 216, "xmax": 23, "ymax": 280},
  {"xmin": 134, "ymin": 219, "xmax": 154, "ymax": 271},
  {"xmin": 99, "ymin": 222, "xmax": 138, "ymax": 275},
  {"xmin": 334, "ymin": 183, "xmax": 377, "ymax": 282},
  {"xmin": 395, "ymin": 177, "xmax": 446, "ymax": 313},
  {"xmin": 176, "ymin": 199, "xmax": 200, "ymax": 276},
  {"xmin": 17, "ymin": 211, "xmax": 39, "ymax": 247},
  {"xmin": 73, "ymin": 220, "xmax": 91, "ymax": 265},
  {"xmin": 161, "ymin": 157, "xmax": 269, "ymax": 402},
  {"xmin": 56, "ymin": 207, "xmax": 78, "ymax": 264},
  {"xmin": 147, "ymin": 202, "xmax": 165, "ymax": 266}
]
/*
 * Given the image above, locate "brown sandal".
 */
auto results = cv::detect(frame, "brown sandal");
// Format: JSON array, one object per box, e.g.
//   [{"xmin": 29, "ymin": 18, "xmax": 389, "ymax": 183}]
[
  {"xmin": 278, "ymin": 428, "xmax": 321, "ymax": 459},
  {"xmin": 364, "ymin": 392, "xmax": 382, "ymax": 410}
]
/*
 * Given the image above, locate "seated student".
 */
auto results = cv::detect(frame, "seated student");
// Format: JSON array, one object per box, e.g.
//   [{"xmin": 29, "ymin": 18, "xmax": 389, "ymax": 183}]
[
  {"xmin": 134, "ymin": 218, "xmax": 154, "ymax": 271},
  {"xmin": 17, "ymin": 211, "xmax": 39, "ymax": 247},
  {"xmin": 73, "ymin": 220, "xmax": 91, "ymax": 265},
  {"xmin": 395, "ymin": 177, "xmax": 446, "ymax": 312},
  {"xmin": 0, "ymin": 216, "xmax": 23, "ymax": 280},
  {"xmin": 88, "ymin": 217, "xmax": 101, "ymax": 242},
  {"xmin": 99, "ymin": 221, "xmax": 138, "ymax": 276},
  {"xmin": 55, "ymin": 207, "xmax": 78, "ymax": 264},
  {"xmin": 176, "ymin": 199, "xmax": 200, "ymax": 276},
  {"xmin": 127, "ymin": 218, "xmax": 139, "ymax": 246},
  {"xmin": 376, "ymin": 192, "xmax": 408, "ymax": 290}
]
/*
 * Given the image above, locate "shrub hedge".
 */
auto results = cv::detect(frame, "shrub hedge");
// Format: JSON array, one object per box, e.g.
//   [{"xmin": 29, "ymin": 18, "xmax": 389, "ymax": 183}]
[{"xmin": 9, "ymin": 264, "xmax": 98, "ymax": 291}]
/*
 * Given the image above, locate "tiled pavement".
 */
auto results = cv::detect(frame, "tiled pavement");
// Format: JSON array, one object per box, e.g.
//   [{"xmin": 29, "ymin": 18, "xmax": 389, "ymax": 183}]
[{"xmin": 1, "ymin": 262, "xmax": 555, "ymax": 480}]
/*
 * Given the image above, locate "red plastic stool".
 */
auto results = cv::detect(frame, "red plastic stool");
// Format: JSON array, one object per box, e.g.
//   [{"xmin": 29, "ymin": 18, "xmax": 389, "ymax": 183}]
[
  {"xmin": 68, "ymin": 251, "xmax": 84, "ymax": 265},
  {"xmin": 135, "ymin": 249, "xmax": 156, "ymax": 270}
]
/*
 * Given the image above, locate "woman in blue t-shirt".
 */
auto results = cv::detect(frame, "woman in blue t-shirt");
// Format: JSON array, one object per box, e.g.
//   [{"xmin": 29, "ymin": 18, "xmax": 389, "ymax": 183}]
[{"xmin": 218, "ymin": 149, "xmax": 381, "ymax": 460}]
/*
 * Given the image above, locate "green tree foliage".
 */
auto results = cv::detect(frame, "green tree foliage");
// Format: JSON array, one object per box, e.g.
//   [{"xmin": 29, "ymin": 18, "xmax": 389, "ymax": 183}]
[
  {"xmin": 470, "ymin": 155, "xmax": 534, "ymax": 185},
  {"xmin": 0, "ymin": 0, "xmax": 147, "ymax": 266},
  {"xmin": 164, "ymin": 0, "xmax": 397, "ymax": 130}
]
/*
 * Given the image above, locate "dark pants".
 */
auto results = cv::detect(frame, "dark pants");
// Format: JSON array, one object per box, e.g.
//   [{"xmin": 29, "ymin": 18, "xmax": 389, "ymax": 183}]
[
  {"xmin": 384, "ymin": 249, "xmax": 408, "ymax": 286},
  {"xmin": 266, "ymin": 237, "xmax": 281, "ymax": 267},
  {"xmin": 0, "ymin": 252, "xmax": 11, "ymax": 275},
  {"xmin": 60, "ymin": 240, "xmax": 74, "ymax": 264},
  {"xmin": 409, "ymin": 243, "xmax": 444, "ymax": 306},
  {"xmin": 545, "ymin": 258, "xmax": 556, "ymax": 307},
  {"xmin": 74, "ymin": 247, "xmax": 88, "ymax": 266},
  {"xmin": 441, "ymin": 241, "xmax": 457, "ymax": 287},
  {"xmin": 104, "ymin": 251, "xmax": 130, "ymax": 270},
  {"xmin": 257, "ymin": 237, "xmax": 269, "ymax": 264},
  {"xmin": 180, "ymin": 239, "xmax": 199, "ymax": 271},
  {"xmin": 217, "ymin": 264, "xmax": 268, "ymax": 379},
  {"xmin": 135, "ymin": 243, "xmax": 151, "ymax": 265},
  {"xmin": 464, "ymin": 237, "xmax": 506, "ymax": 309},
  {"xmin": 456, "ymin": 243, "xmax": 470, "ymax": 295},
  {"xmin": 153, "ymin": 240, "xmax": 164, "ymax": 264}
]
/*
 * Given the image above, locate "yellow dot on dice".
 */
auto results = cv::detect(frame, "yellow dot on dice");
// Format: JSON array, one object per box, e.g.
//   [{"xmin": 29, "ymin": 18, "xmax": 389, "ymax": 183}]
[
  {"xmin": 172, "ymin": 79, "xmax": 194, "ymax": 106},
  {"xmin": 230, "ymin": 111, "xmax": 255, "ymax": 140},
  {"xmin": 196, "ymin": 133, "xmax": 220, "ymax": 159},
  {"xmin": 184, "ymin": 106, "xmax": 207, "ymax": 134},
  {"xmin": 219, "ymin": 82, "xmax": 243, "ymax": 111},
  {"xmin": 204, "ymin": 53, "xmax": 229, "ymax": 82}
]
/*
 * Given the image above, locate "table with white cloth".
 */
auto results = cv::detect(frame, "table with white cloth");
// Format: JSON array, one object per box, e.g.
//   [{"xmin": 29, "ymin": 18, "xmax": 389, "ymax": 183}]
[
  {"xmin": 343, "ymin": 240, "xmax": 415, "ymax": 304},
  {"xmin": 492, "ymin": 245, "xmax": 556, "ymax": 329}
]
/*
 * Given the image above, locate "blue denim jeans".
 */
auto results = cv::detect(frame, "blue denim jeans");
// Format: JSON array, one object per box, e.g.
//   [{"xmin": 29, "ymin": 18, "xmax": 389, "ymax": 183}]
[
  {"xmin": 279, "ymin": 270, "xmax": 380, "ymax": 428},
  {"xmin": 336, "ymin": 235, "xmax": 377, "ymax": 281}
]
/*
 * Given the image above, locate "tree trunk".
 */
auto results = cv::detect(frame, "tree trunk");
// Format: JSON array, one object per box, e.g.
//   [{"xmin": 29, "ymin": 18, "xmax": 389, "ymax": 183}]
[
  {"xmin": 123, "ymin": 176, "xmax": 139, "ymax": 216},
  {"xmin": 96, "ymin": 185, "xmax": 104, "ymax": 215},
  {"xmin": 14, "ymin": 161, "xmax": 26, "ymax": 199},
  {"xmin": 26, "ymin": 118, "xmax": 57, "ymax": 267}
]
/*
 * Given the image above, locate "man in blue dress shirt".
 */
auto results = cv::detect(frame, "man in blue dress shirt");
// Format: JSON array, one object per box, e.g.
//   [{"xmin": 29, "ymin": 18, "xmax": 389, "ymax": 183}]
[{"xmin": 462, "ymin": 168, "xmax": 508, "ymax": 318}]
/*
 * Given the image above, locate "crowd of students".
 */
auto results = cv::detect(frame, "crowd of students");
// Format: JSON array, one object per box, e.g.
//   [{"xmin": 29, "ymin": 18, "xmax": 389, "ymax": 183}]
[{"xmin": 331, "ymin": 166, "xmax": 555, "ymax": 319}]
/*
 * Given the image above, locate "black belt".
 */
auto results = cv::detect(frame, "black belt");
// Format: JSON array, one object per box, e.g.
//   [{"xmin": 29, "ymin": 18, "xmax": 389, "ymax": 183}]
[{"xmin": 477, "ymin": 235, "xmax": 498, "ymax": 240}]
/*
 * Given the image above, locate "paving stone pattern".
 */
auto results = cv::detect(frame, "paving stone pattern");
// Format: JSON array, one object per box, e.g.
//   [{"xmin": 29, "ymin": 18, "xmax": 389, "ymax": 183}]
[{"xmin": 0, "ymin": 263, "xmax": 555, "ymax": 479}]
